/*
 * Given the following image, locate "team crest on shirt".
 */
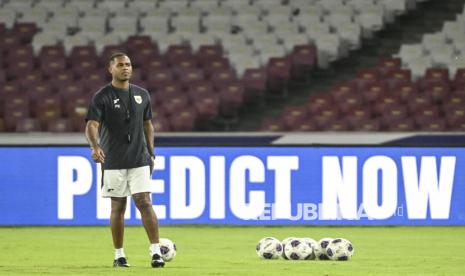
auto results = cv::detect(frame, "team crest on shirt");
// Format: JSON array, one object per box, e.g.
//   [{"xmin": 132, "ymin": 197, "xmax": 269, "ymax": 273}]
[{"xmin": 134, "ymin": 95, "xmax": 142, "ymax": 104}]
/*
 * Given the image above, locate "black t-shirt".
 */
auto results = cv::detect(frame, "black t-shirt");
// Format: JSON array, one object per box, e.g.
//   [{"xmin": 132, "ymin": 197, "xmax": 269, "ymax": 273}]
[{"xmin": 86, "ymin": 83, "xmax": 153, "ymax": 170}]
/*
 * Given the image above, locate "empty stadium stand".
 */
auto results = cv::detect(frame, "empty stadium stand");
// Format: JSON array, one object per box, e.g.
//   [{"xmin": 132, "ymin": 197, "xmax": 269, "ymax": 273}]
[{"xmin": 0, "ymin": 0, "xmax": 462, "ymax": 132}]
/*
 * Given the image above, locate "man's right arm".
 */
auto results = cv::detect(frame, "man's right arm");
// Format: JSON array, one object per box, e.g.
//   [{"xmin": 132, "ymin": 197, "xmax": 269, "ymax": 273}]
[{"xmin": 85, "ymin": 120, "xmax": 105, "ymax": 163}]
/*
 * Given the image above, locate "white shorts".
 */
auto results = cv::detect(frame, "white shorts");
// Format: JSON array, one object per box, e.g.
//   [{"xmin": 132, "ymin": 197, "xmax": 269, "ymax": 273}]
[{"xmin": 102, "ymin": 166, "xmax": 151, "ymax": 198}]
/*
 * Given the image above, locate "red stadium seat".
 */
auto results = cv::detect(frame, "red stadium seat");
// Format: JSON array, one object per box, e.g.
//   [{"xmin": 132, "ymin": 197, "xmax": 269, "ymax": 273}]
[
  {"xmin": 9, "ymin": 94, "xmax": 30, "ymax": 110},
  {"xmin": 50, "ymin": 71, "xmax": 76, "ymax": 92},
  {"xmin": 5, "ymin": 45, "xmax": 34, "ymax": 65},
  {"xmin": 36, "ymin": 104, "xmax": 62, "ymax": 129},
  {"xmin": 385, "ymin": 117, "xmax": 415, "ymax": 131},
  {"xmin": 0, "ymin": 71, "xmax": 5, "ymax": 85},
  {"xmin": 40, "ymin": 56, "xmax": 67, "ymax": 78},
  {"xmin": 126, "ymin": 35, "xmax": 156, "ymax": 54},
  {"xmin": 259, "ymin": 118, "xmax": 285, "ymax": 132},
  {"xmin": 281, "ymin": 105, "xmax": 309, "ymax": 130},
  {"xmin": 380, "ymin": 105, "xmax": 408, "ymax": 128},
  {"xmin": 355, "ymin": 68, "xmax": 380, "ymax": 90},
  {"xmin": 313, "ymin": 106, "xmax": 340, "ymax": 128},
  {"xmin": 27, "ymin": 82, "xmax": 54, "ymax": 106},
  {"xmin": 65, "ymin": 95, "xmax": 88, "ymax": 117},
  {"xmin": 12, "ymin": 22, "xmax": 38, "ymax": 43},
  {"xmin": 447, "ymin": 93, "xmax": 465, "ymax": 104},
  {"xmin": 322, "ymin": 119, "xmax": 350, "ymax": 131},
  {"xmin": 166, "ymin": 45, "xmax": 193, "ymax": 66},
  {"xmin": 196, "ymin": 46, "xmax": 224, "ymax": 71},
  {"xmin": 171, "ymin": 55, "xmax": 199, "ymax": 71},
  {"xmin": 289, "ymin": 44, "xmax": 316, "ymax": 82},
  {"xmin": 372, "ymin": 94, "xmax": 400, "ymax": 116},
  {"xmin": 59, "ymin": 81, "xmax": 85, "ymax": 102},
  {"xmin": 192, "ymin": 93, "xmax": 220, "ymax": 123},
  {"xmin": 335, "ymin": 93, "xmax": 364, "ymax": 114},
  {"xmin": 0, "ymin": 118, "xmax": 5, "ymax": 132},
  {"xmin": 131, "ymin": 45, "xmax": 160, "ymax": 68},
  {"xmin": 453, "ymin": 68, "xmax": 465, "ymax": 90},
  {"xmin": 0, "ymin": 23, "xmax": 5, "ymax": 36},
  {"xmin": 202, "ymin": 57, "xmax": 231, "ymax": 79},
  {"xmin": 68, "ymin": 104, "xmax": 88, "ymax": 132},
  {"xmin": 197, "ymin": 45, "xmax": 224, "ymax": 66},
  {"xmin": 346, "ymin": 106, "xmax": 373, "ymax": 125},
  {"xmin": 163, "ymin": 94, "xmax": 190, "ymax": 116},
  {"xmin": 47, "ymin": 118, "xmax": 74, "ymax": 132},
  {"xmin": 424, "ymin": 68, "xmax": 449, "ymax": 82},
  {"xmin": 140, "ymin": 56, "xmax": 169, "ymax": 73},
  {"xmin": 3, "ymin": 104, "xmax": 30, "ymax": 131},
  {"xmin": 39, "ymin": 45, "xmax": 66, "ymax": 60},
  {"xmin": 218, "ymin": 80, "xmax": 245, "ymax": 117},
  {"xmin": 416, "ymin": 117, "xmax": 446, "ymax": 131},
  {"xmin": 72, "ymin": 58, "xmax": 98, "ymax": 79},
  {"xmin": 70, "ymin": 46, "xmax": 98, "ymax": 64},
  {"xmin": 424, "ymin": 82, "xmax": 450, "ymax": 104},
  {"xmin": 7, "ymin": 57, "xmax": 35, "ymax": 79},
  {"xmin": 84, "ymin": 71, "xmax": 106, "ymax": 92},
  {"xmin": 0, "ymin": 33, "xmax": 22, "ymax": 56},
  {"xmin": 177, "ymin": 68, "xmax": 205, "ymax": 90},
  {"xmin": 391, "ymin": 82, "xmax": 419, "ymax": 102},
  {"xmin": 210, "ymin": 68, "xmax": 238, "ymax": 90},
  {"xmin": 151, "ymin": 116, "xmax": 171, "ymax": 132},
  {"xmin": 146, "ymin": 68, "xmax": 174, "ymax": 92},
  {"xmin": 385, "ymin": 69, "xmax": 411, "ymax": 90},
  {"xmin": 242, "ymin": 68, "xmax": 267, "ymax": 104},
  {"xmin": 0, "ymin": 83, "xmax": 20, "ymax": 105},
  {"xmin": 444, "ymin": 104, "xmax": 465, "ymax": 130},
  {"xmin": 414, "ymin": 105, "xmax": 440, "ymax": 125},
  {"xmin": 293, "ymin": 120, "xmax": 319, "ymax": 131},
  {"xmin": 187, "ymin": 81, "xmax": 215, "ymax": 99},
  {"xmin": 331, "ymin": 81, "xmax": 358, "ymax": 99},
  {"xmin": 170, "ymin": 108, "xmax": 197, "ymax": 131},
  {"xmin": 16, "ymin": 118, "xmax": 41, "ymax": 132},
  {"xmin": 361, "ymin": 82, "xmax": 388, "ymax": 103},
  {"xmin": 406, "ymin": 94, "xmax": 433, "ymax": 114},
  {"xmin": 306, "ymin": 93, "xmax": 334, "ymax": 115},
  {"xmin": 21, "ymin": 71, "xmax": 44, "ymax": 90},
  {"xmin": 266, "ymin": 57, "xmax": 291, "ymax": 97},
  {"xmin": 349, "ymin": 118, "xmax": 381, "ymax": 131},
  {"xmin": 153, "ymin": 82, "xmax": 183, "ymax": 104},
  {"xmin": 376, "ymin": 57, "xmax": 401, "ymax": 77}
]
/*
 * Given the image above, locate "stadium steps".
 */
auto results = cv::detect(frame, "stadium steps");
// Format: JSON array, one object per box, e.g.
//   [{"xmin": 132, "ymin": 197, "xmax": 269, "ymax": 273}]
[{"xmin": 233, "ymin": 0, "xmax": 465, "ymax": 131}]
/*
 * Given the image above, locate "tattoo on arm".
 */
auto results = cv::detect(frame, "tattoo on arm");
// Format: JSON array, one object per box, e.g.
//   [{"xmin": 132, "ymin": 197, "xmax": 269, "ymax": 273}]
[{"xmin": 85, "ymin": 120, "xmax": 100, "ymax": 149}]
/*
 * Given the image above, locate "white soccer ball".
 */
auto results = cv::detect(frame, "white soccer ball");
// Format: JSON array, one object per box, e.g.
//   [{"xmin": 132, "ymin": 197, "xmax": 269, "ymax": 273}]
[
  {"xmin": 159, "ymin": 238, "xmax": 177, "ymax": 261},
  {"xmin": 315, "ymin": 238, "xmax": 333, "ymax": 260},
  {"xmin": 283, "ymin": 238, "xmax": 314, "ymax": 260},
  {"xmin": 326, "ymin": 238, "xmax": 354, "ymax": 261},
  {"xmin": 256, "ymin": 237, "xmax": 283, "ymax": 260},
  {"xmin": 301, "ymin": 237, "xmax": 318, "ymax": 260},
  {"xmin": 281, "ymin": 237, "xmax": 296, "ymax": 259}
]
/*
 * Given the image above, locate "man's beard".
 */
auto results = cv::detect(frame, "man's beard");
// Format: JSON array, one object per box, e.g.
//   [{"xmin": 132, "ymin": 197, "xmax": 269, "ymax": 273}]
[{"xmin": 117, "ymin": 75, "xmax": 131, "ymax": 81}]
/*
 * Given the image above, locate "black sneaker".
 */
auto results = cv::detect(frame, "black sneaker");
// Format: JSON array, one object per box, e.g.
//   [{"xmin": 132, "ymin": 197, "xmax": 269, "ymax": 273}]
[
  {"xmin": 151, "ymin": 254, "xmax": 165, "ymax": 268},
  {"xmin": 113, "ymin": 257, "xmax": 130, "ymax": 267}
]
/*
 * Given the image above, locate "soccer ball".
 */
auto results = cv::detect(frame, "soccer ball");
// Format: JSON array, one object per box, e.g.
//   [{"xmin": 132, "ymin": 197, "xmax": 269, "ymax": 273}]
[
  {"xmin": 256, "ymin": 237, "xmax": 283, "ymax": 259},
  {"xmin": 159, "ymin": 238, "xmax": 177, "ymax": 261},
  {"xmin": 281, "ymin": 237, "xmax": 296, "ymax": 259},
  {"xmin": 301, "ymin": 237, "xmax": 318, "ymax": 260},
  {"xmin": 283, "ymin": 238, "xmax": 314, "ymax": 260},
  {"xmin": 315, "ymin": 238, "xmax": 333, "ymax": 260},
  {"xmin": 326, "ymin": 238, "xmax": 354, "ymax": 261}
]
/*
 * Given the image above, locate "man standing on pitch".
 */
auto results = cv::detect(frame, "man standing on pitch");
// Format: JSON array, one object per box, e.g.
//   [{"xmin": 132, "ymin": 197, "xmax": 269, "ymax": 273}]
[{"xmin": 85, "ymin": 52, "xmax": 164, "ymax": 268}]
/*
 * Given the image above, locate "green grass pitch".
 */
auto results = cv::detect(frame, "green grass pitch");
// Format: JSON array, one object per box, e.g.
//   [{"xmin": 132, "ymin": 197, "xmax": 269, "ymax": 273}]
[{"xmin": 0, "ymin": 226, "xmax": 464, "ymax": 275}]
